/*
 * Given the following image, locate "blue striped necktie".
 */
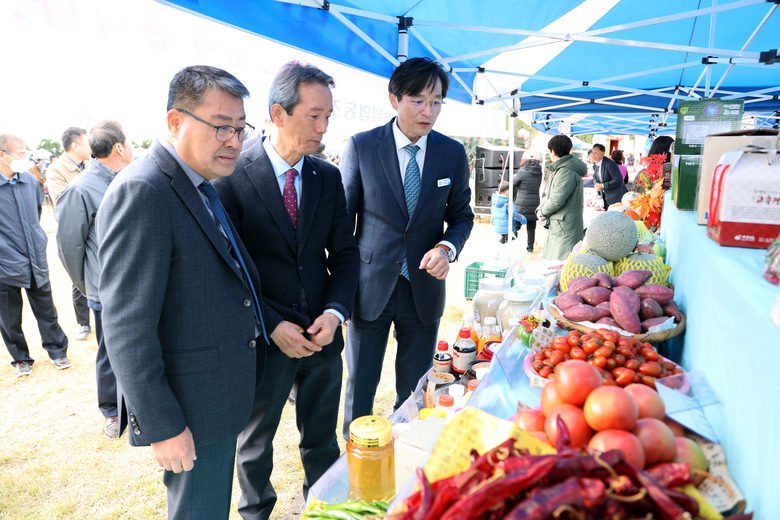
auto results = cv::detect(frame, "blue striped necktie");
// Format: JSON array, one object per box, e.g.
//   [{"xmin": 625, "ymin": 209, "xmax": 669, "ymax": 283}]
[{"xmin": 400, "ymin": 144, "xmax": 420, "ymax": 279}]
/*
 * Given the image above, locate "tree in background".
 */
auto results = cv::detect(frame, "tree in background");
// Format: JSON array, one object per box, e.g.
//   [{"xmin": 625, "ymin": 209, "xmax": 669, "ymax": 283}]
[{"xmin": 36, "ymin": 138, "xmax": 63, "ymax": 156}]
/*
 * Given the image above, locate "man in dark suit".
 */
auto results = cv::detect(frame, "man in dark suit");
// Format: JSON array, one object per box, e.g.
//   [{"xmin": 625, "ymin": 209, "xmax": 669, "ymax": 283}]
[
  {"xmin": 97, "ymin": 66, "xmax": 267, "ymax": 520},
  {"xmin": 340, "ymin": 57, "xmax": 474, "ymax": 436},
  {"xmin": 214, "ymin": 62, "xmax": 358, "ymax": 520},
  {"xmin": 591, "ymin": 143, "xmax": 627, "ymax": 208}
]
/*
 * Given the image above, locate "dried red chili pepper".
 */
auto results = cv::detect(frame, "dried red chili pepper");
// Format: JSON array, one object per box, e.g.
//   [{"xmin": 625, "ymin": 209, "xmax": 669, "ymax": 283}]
[
  {"xmin": 412, "ymin": 467, "xmax": 433, "ymax": 520},
  {"xmin": 503, "ymin": 476, "xmax": 606, "ymax": 519},
  {"xmin": 455, "ymin": 438, "xmax": 518, "ymax": 492},
  {"xmin": 439, "ymin": 457, "xmax": 558, "ymax": 520},
  {"xmin": 617, "ymin": 462, "xmax": 689, "ymax": 520},
  {"xmin": 402, "ymin": 474, "xmax": 457, "ymax": 512},
  {"xmin": 645, "ymin": 462, "xmax": 694, "ymax": 488},
  {"xmin": 603, "ymin": 498, "xmax": 628, "ymax": 520},
  {"xmin": 543, "ymin": 450, "xmax": 625, "ymax": 485},
  {"xmin": 419, "ymin": 481, "xmax": 461, "ymax": 520}
]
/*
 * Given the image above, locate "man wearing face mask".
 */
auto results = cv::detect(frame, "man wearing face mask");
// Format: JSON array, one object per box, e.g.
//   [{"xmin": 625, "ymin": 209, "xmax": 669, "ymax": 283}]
[
  {"xmin": 55, "ymin": 121, "xmax": 134, "ymax": 438},
  {"xmin": 0, "ymin": 134, "xmax": 71, "ymax": 377}
]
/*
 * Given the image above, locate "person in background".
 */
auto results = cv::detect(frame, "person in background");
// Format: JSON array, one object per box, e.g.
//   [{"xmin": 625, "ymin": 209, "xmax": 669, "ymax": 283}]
[
  {"xmin": 513, "ymin": 151, "xmax": 542, "ymax": 253},
  {"xmin": 97, "ymin": 65, "xmax": 268, "ymax": 520},
  {"xmin": 215, "ymin": 61, "xmax": 359, "ymax": 520},
  {"xmin": 30, "ymin": 158, "xmax": 47, "ymax": 214},
  {"xmin": 536, "ymin": 134, "xmax": 586, "ymax": 261},
  {"xmin": 0, "ymin": 134, "xmax": 71, "ymax": 377},
  {"xmin": 47, "ymin": 127, "xmax": 93, "ymax": 341},
  {"xmin": 591, "ymin": 143, "xmax": 626, "ymax": 208},
  {"xmin": 492, "ymin": 181, "xmax": 522, "ymax": 244},
  {"xmin": 340, "ymin": 57, "xmax": 473, "ymax": 436},
  {"xmin": 611, "ymin": 149, "xmax": 629, "ymax": 184},
  {"xmin": 311, "ymin": 142, "xmax": 328, "ymax": 161},
  {"xmin": 648, "ymin": 136, "xmax": 674, "ymax": 160},
  {"xmin": 55, "ymin": 120, "xmax": 133, "ymax": 439}
]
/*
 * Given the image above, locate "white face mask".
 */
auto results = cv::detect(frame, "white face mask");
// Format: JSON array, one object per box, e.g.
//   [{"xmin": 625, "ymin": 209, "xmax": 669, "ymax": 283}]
[{"xmin": 3, "ymin": 156, "xmax": 34, "ymax": 174}]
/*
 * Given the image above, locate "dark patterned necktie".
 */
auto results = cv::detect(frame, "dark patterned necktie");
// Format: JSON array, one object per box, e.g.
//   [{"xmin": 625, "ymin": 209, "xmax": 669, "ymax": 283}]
[
  {"xmin": 400, "ymin": 144, "xmax": 420, "ymax": 279},
  {"xmin": 283, "ymin": 168, "xmax": 298, "ymax": 228}
]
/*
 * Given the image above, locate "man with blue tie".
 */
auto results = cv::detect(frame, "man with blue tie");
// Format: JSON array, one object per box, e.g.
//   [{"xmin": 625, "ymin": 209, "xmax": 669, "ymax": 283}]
[
  {"xmin": 340, "ymin": 57, "xmax": 474, "ymax": 435},
  {"xmin": 97, "ymin": 65, "xmax": 268, "ymax": 520}
]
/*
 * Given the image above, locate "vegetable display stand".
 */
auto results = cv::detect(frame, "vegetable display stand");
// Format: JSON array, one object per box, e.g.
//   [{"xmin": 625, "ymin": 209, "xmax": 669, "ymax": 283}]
[
  {"xmin": 464, "ymin": 262, "xmax": 509, "ymax": 299},
  {"xmin": 548, "ymin": 304, "xmax": 686, "ymax": 343}
]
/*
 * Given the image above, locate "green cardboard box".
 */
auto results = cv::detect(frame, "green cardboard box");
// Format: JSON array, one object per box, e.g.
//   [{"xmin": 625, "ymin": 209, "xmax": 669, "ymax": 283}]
[{"xmin": 673, "ymin": 155, "xmax": 700, "ymax": 211}]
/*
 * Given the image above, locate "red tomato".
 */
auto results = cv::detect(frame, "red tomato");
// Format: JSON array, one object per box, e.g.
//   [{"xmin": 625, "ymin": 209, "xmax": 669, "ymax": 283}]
[
  {"xmin": 616, "ymin": 346, "xmax": 635, "ymax": 359},
  {"xmin": 625, "ymin": 359, "xmax": 640, "ymax": 371},
  {"xmin": 617, "ymin": 337, "xmax": 633, "ymax": 349},
  {"xmin": 589, "ymin": 429, "xmax": 646, "ymax": 469},
  {"xmin": 530, "ymin": 431, "xmax": 553, "ymax": 446},
  {"xmin": 554, "ymin": 360, "xmax": 603, "ymax": 406},
  {"xmin": 663, "ymin": 417, "xmax": 686, "ymax": 437},
  {"xmin": 663, "ymin": 361, "xmax": 676, "ymax": 372},
  {"xmin": 582, "ymin": 339, "xmax": 601, "ymax": 354},
  {"xmin": 603, "ymin": 378, "xmax": 617, "ymax": 386},
  {"xmin": 673, "ymin": 437, "xmax": 709, "ymax": 485},
  {"xmin": 612, "ymin": 368, "xmax": 636, "ymax": 387},
  {"xmin": 550, "ymin": 351, "xmax": 565, "ymax": 365},
  {"xmin": 602, "ymin": 330, "xmax": 620, "ymax": 344},
  {"xmin": 514, "ymin": 409, "xmax": 546, "ymax": 432},
  {"xmin": 638, "ymin": 362, "xmax": 662, "ymax": 377},
  {"xmin": 605, "ymin": 358, "xmax": 617, "ymax": 371},
  {"xmin": 534, "ymin": 352, "xmax": 544, "ymax": 361},
  {"xmin": 632, "ymin": 418, "xmax": 677, "ymax": 465},
  {"xmin": 545, "ymin": 404, "xmax": 594, "ymax": 448},
  {"xmin": 569, "ymin": 348, "xmax": 587, "ymax": 361},
  {"xmin": 553, "ymin": 342, "xmax": 572, "ymax": 354},
  {"xmin": 590, "ymin": 356, "xmax": 607, "ymax": 369},
  {"xmin": 580, "ymin": 333, "xmax": 593, "ymax": 343},
  {"xmin": 583, "ymin": 386, "xmax": 639, "ymax": 431},
  {"xmin": 642, "ymin": 348, "xmax": 660, "ymax": 361},
  {"xmin": 640, "ymin": 375, "xmax": 658, "ymax": 389},
  {"xmin": 540, "ymin": 381, "xmax": 566, "ymax": 416},
  {"xmin": 551, "ymin": 337, "xmax": 569, "ymax": 351},
  {"xmin": 567, "ymin": 335, "xmax": 581, "ymax": 347},
  {"xmin": 539, "ymin": 366, "xmax": 552, "ymax": 378},
  {"xmin": 614, "ymin": 354, "xmax": 626, "ymax": 367},
  {"xmin": 624, "ymin": 383, "xmax": 666, "ymax": 420},
  {"xmin": 568, "ymin": 330, "xmax": 583, "ymax": 338},
  {"xmin": 544, "ymin": 349, "xmax": 553, "ymax": 359},
  {"xmin": 594, "ymin": 346, "xmax": 614, "ymax": 358}
]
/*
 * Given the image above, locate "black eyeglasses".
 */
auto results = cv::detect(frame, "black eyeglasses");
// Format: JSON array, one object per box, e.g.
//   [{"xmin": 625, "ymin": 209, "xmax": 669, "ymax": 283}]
[{"xmin": 175, "ymin": 108, "xmax": 254, "ymax": 142}]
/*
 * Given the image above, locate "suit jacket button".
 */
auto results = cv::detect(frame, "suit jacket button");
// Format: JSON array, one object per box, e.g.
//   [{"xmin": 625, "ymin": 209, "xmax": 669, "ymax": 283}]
[
  {"xmin": 243, "ymin": 299, "xmax": 252, "ymax": 307},
  {"xmin": 396, "ymin": 261, "xmax": 402, "ymax": 267},
  {"xmin": 405, "ymin": 232, "xmax": 411, "ymax": 238},
  {"xmin": 133, "ymin": 427, "xmax": 141, "ymax": 435},
  {"xmin": 248, "ymin": 340, "xmax": 256, "ymax": 349}
]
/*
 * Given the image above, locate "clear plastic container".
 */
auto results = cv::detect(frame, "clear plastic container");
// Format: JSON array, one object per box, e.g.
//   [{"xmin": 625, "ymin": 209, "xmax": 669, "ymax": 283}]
[
  {"xmin": 496, "ymin": 286, "xmax": 538, "ymax": 332},
  {"xmin": 472, "ymin": 277, "xmax": 505, "ymax": 324},
  {"xmin": 458, "ymin": 313, "xmax": 480, "ymax": 345},
  {"xmin": 478, "ymin": 317, "xmax": 501, "ymax": 355},
  {"xmin": 347, "ymin": 416, "xmax": 395, "ymax": 501}
]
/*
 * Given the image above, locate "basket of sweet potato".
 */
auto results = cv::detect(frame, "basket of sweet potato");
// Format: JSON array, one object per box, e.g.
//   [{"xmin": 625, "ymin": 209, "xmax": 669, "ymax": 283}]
[{"xmin": 548, "ymin": 270, "xmax": 686, "ymax": 343}]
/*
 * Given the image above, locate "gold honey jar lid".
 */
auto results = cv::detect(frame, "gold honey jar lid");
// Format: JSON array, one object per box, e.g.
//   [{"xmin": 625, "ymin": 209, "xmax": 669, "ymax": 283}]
[{"xmin": 349, "ymin": 415, "xmax": 393, "ymax": 449}]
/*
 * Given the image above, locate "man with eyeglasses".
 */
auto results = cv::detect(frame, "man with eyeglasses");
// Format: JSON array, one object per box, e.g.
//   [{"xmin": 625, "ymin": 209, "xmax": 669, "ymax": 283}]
[
  {"xmin": 96, "ymin": 66, "xmax": 268, "ymax": 520},
  {"xmin": 0, "ymin": 134, "xmax": 70, "ymax": 377},
  {"xmin": 340, "ymin": 57, "xmax": 474, "ymax": 434}
]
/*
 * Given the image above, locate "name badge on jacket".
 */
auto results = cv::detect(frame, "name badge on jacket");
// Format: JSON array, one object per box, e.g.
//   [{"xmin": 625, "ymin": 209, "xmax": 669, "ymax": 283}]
[{"xmin": 437, "ymin": 178, "xmax": 451, "ymax": 187}]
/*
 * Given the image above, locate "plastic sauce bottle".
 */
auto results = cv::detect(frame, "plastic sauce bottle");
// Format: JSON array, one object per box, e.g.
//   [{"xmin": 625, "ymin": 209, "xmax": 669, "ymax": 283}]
[
  {"xmin": 432, "ymin": 340, "xmax": 452, "ymax": 373},
  {"xmin": 448, "ymin": 383, "xmax": 466, "ymax": 411},
  {"xmin": 438, "ymin": 394, "xmax": 455, "ymax": 421},
  {"xmin": 346, "ymin": 416, "xmax": 395, "ymax": 501},
  {"xmin": 478, "ymin": 317, "xmax": 502, "ymax": 355},
  {"xmin": 452, "ymin": 328, "xmax": 477, "ymax": 376},
  {"xmin": 458, "ymin": 313, "xmax": 480, "ymax": 345}
]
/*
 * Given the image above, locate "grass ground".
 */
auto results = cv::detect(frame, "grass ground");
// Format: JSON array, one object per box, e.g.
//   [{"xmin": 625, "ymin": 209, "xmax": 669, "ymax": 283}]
[{"xmin": 0, "ymin": 208, "xmax": 545, "ymax": 519}]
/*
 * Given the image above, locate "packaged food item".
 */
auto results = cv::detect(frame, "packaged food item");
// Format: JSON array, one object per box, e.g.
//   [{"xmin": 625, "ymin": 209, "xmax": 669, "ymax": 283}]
[
  {"xmin": 472, "ymin": 277, "xmax": 505, "ymax": 324},
  {"xmin": 452, "ymin": 328, "xmax": 477, "ymax": 375},
  {"xmin": 458, "ymin": 313, "xmax": 480, "ymax": 345},
  {"xmin": 497, "ymin": 286, "xmax": 538, "ymax": 332},
  {"xmin": 478, "ymin": 317, "xmax": 501, "ymax": 355},
  {"xmin": 422, "ymin": 372, "xmax": 457, "ymax": 409},
  {"xmin": 346, "ymin": 416, "xmax": 395, "ymax": 501},
  {"xmin": 432, "ymin": 340, "xmax": 452, "ymax": 373},
  {"xmin": 438, "ymin": 394, "xmax": 455, "ymax": 420}
]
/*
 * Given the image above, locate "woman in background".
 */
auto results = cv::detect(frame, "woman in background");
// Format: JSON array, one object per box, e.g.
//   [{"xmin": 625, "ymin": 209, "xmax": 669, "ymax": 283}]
[
  {"xmin": 512, "ymin": 151, "xmax": 543, "ymax": 253},
  {"xmin": 611, "ymin": 149, "xmax": 629, "ymax": 184}
]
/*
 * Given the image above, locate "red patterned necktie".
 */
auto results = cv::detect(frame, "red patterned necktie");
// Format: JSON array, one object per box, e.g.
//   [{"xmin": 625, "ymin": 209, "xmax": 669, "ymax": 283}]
[{"xmin": 283, "ymin": 168, "xmax": 298, "ymax": 228}]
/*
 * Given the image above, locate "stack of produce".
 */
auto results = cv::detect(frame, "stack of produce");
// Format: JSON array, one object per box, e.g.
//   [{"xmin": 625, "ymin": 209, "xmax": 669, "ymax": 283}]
[
  {"xmin": 554, "ymin": 270, "xmax": 682, "ymax": 334},
  {"xmin": 303, "ymin": 498, "xmax": 389, "ymax": 519},
  {"xmin": 529, "ymin": 329, "xmax": 684, "ymax": 388}
]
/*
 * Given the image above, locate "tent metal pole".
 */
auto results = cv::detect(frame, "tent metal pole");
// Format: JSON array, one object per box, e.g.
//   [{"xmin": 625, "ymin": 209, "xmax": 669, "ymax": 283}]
[
  {"xmin": 723, "ymin": 85, "xmax": 780, "ymax": 99},
  {"xmin": 327, "ymin": 9, "xmax": 399, "ymax": 66},
  {"xmin": 704, "ymin": 0, "xmax": 718, "ymax": 98},
  {"xmin": 508, "ymin": 112, "xmax": 516, "ymax": 239},
  {"xmin": 439, "ymin": 38, "xmax": 563, "ymax": 64},
  {"xmin": 407, "ymin": 26, "xmax": 475, "ymax": 99}
]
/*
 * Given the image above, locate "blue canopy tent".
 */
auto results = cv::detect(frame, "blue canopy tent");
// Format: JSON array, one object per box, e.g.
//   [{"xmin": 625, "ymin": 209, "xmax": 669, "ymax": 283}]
[{"xmin": 156, "ymin": 0, "xmax": 779, "ymax": 516}]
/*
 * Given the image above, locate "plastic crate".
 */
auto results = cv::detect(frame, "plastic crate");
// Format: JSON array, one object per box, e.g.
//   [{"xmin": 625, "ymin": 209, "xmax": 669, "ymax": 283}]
[{"xmin": 464, "ymin": 261, "xmax": 508, "ymax": 299}]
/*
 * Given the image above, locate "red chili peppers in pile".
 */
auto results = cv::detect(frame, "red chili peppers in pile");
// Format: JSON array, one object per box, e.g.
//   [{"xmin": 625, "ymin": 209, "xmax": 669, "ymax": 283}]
[{"xmin": 393, "ymin": 418, "xmax": 753, "ymax": 520}]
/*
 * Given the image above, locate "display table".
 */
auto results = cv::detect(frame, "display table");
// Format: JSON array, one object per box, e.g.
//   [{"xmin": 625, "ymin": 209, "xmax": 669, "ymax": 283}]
[{"xmin": 660, "ymin": 192, "xmax": 780, "ymax": 518}]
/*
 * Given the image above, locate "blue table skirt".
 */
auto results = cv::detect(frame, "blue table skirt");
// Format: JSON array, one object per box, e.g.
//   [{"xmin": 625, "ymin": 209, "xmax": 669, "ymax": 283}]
[{"xmin": 660, "ymin": 192, "xmax": 780, "ymax": 517}]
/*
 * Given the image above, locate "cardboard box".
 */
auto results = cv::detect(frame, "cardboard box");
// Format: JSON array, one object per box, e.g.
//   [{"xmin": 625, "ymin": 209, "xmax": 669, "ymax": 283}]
[
  {"xmin": 673, "ymin": 156, "xmax": 701, "ymax": 210},
  {"xmin": 675, "ymin": 99, "xmax": 743, "ymax": 156},
  {"xmin": 696, "ymin": 130, "xmax": 780, "ymax": 225},
  {"xmin": 394, "ymin": 417, "xmax": 446, "ymax": 492}
]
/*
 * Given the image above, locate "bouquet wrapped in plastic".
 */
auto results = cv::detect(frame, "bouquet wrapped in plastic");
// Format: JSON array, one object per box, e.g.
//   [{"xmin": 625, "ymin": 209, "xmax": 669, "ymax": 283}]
[{"xmin": 763, "ymin": 235, "xmax": 780, "ymax": 285}]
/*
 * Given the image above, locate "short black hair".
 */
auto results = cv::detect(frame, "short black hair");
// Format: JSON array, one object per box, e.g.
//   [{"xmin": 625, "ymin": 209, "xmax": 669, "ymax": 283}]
[
  {"xmin": 167, "ymin": 65, "xmax": 249, "ymax": 112},
  {"xmin": 499, "ymin": 181, "xmax": 510, "ymax": 193},
  {"xmin": 611, "ymin": 149, "xmax": 624, "ymax": 164},
  {"xmin": 89, "ymin": 120, "xmax": 126, "ymax": 159},
  {"xmin": 62, "ymin": 127, "xmax": 87, "ymax": 152},
  {"xmin": 548, "ymin": 135, "xmax": 573, "ymax": 157},
  {"xmin": 388, "ymin": 57, "xmax": 450, "ymax": 101},
  {"xmin": 592, "ymin": 143, "xmax": 606, "ymax": 153},
  {"xmin": 649, "ymin": 136, "xmax": 674, "ymax": 159}
]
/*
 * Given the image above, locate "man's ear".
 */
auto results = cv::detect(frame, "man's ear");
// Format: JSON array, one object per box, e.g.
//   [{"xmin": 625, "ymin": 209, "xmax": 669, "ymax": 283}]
[
  {"xmin": 270, "ymin": 103, "xmax": 286, "ymax": 128},
  {"xmin": 388, "ymin": 91, "xmax": 399, "ymax": 111},
  {"xmin": 166, "ymin": 109, "xmax": 182, "ymax": 138}
]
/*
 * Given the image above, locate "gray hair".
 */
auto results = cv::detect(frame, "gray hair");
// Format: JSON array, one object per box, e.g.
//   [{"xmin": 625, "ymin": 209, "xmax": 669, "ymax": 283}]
[
  {"xmin": 167, "ymin": 65, "xmax": 250, "ymax": 112},
  {"xmin": 0, "ymin": 134, "xmax": 25, "ymax": 154},
  {"xmin": 89, "ymin": 121, "xmax": 126, "ymax": 159},
  {"xmin": 268, "ymin": 61, "xmax": 334, "ymax": 118}
]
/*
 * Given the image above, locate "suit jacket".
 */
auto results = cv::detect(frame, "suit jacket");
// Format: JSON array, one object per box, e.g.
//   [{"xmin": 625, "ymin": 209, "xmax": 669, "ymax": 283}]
[
  {"xmin": 340, "ymin": 119, "xmax": 474, "ymax": 326},
  {"xmin": 214, "ymin": 139, "xmax": 359, "ymax": 359},
  {"xmin": 96, "ymin": 140, "xmax": 266, "ymax": 447},
  {"xmin": 596, "ymin": 157, "xmax": 627, "ymax": 207}
]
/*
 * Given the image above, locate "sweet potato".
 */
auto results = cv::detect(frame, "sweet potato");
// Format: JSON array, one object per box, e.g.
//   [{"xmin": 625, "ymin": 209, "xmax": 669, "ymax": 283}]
[
  {"xmin": 610, "ymin": 292, "xmax": 642, "ymax": 334},
  {"xmin": 642, "ymin": 317, "xmax": 672, "ymax": 332},
  {"xmin": 635, "ymin": 284, "xmax": 674, "ymax": 305},
  {"xmin": 596, "ymin": 316, "xmax": 620, "ymax": 327},
  {"xmin": 565, "ymin": 277, "xmax": 599, "ymax": 295},
  {"xmin": 554, "ymin": 293, "xmax": 584, "ymax": 312},
  {"xmin": 662, "ymin": 299, "xmax": 683, "ymax": 322},
  {"xmin": 562, "ymin": 276, "xmax": 588, "ymax": 292},
  {"xmin": 639, "ymin": 298, "xmax": 664, "ymax": 320},
  {"xmin": 612, "ymin": 286, "xmax": 640, "ymax": 314},
  {"xmin": 593, "ymin": 272, "xmax": 613, "ymax": 289},
  {"xmin": 578, "ymin": 286, "xmax": 612, "ymax": 306},
  {"xmin": 563, "ymin": 304, "xmax": 611, "ymax": 323},
  {"xmin": 613, "ymin": 270, "xmax": 653, "ymax": 289},
  {"xmin": 596, "ymin": 302, "xmax": 611, "ymax": 312}
]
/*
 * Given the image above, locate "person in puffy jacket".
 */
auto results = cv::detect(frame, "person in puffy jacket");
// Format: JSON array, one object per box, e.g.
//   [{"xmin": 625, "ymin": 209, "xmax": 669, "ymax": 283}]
[
  {"xmin": 491, "ymin": 181, "xmax": 515, "ymax": 243},
  {"xmin": 512, "ymin": 151, "xmax": 543, "ymax": 253}
]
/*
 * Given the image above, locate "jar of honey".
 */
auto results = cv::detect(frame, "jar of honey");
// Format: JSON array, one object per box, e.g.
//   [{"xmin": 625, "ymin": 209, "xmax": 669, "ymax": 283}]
[{"xmin": 346, "ymin": 416, "xmax": 395, "ymax": 501}]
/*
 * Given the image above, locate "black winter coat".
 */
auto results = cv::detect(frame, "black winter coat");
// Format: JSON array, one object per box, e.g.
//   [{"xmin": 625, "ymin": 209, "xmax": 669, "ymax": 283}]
[{"xmin": 512, "ymin": 160, "xmax": 543, "ymax": 216}]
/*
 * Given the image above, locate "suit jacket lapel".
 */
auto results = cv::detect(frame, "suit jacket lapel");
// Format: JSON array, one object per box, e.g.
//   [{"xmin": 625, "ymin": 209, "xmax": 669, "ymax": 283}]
[
  {"xmin": 411, "ymin": 131, "xmax": 442, "ymax": 226},
  {"xmin": 376, "ymin": 122, "xmax": 407, "ymax": 217},
  {"xmin": 151, "ymin": 143, "xmax": 242, "ymax": 280},
  {"xmin": 297, "ymin": 157, "xmax": 320, "ymax": 256},
  {"xmin": 242, "ymin": 143, "xmax": 297, "ymax": 253}
]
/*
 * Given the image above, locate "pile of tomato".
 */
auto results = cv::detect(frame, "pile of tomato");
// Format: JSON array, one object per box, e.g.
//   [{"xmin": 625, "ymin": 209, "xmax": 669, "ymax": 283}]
[{"xmin": 530, "ymin": 328, "xmax": 684, "ymax": 389}]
